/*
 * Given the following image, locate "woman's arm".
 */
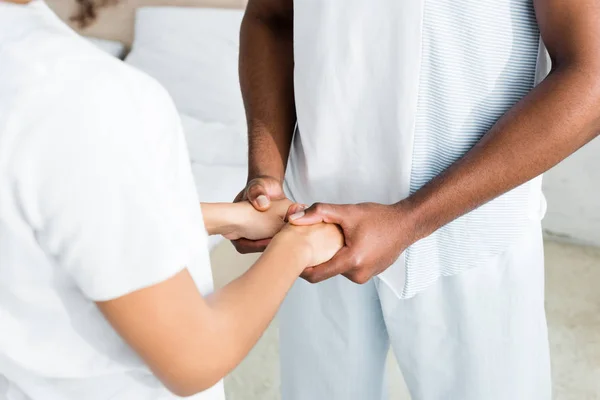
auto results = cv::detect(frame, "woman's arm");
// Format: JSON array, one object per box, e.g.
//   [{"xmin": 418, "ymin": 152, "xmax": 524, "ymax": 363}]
[
  {"xmin": 201, "ymin": 199, "xmax": 293, "ymax": 240},
  {"xmin": 96, "ymin": 222, "xmax": 342, "ymax": 397}
]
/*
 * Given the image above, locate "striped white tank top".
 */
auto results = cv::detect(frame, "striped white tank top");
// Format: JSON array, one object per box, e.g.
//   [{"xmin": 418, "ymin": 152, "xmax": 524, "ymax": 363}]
[{"xmin": 287, "ymin": 0, "xmax": 550, "ymax": 298}]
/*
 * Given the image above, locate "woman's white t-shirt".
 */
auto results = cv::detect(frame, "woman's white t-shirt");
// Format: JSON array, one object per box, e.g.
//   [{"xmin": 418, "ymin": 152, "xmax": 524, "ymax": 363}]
[{"xmin": 0, "ymin": 2, "xmax": 223, "ymax": 399}]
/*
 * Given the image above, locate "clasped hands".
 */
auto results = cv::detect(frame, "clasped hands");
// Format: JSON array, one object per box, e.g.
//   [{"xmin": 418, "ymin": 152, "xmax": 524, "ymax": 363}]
[{"xmin": 231, "ymin": 176, "xmax": 419, "ymax": 284}]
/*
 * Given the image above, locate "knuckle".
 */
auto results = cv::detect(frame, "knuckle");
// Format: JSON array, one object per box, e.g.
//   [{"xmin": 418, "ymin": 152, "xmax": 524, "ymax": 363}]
[
  {"xmin": 248, "ymin": 178, "xmax": 266, "ymax": 190},
  {"xmin": 349, "ymin": 272, "xmax": 370, "ymax": 285},
  {"xmin": 233, "ymin": 244, "xmax": 248, "ymax": 254},
  {"xmin": 302, "ymin": 270, "xmax": 319, "ymax": 284},
  {"xmin": 237, "ymin": 247, "xmax": 251, "ymax": 255},
  {"xmin": 247, "ymin": 176, "xmax": 263, "ymax": 185},
  {"xmin": 349, "ymin": 253, "xmax": 363, "ymax": 269},
  {"xmin": 312, "ymin": 202, "xmax": 326, "ymax": 214},
  {"xmin": 232, "ymin": 239, "xmax": 262, "ymax": 254},
  {"xmin": 246, "ymin": 185, "xmax": 262, "ymax": 196}
]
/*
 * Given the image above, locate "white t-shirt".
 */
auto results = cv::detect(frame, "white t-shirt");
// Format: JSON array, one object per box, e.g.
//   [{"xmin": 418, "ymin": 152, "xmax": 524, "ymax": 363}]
[
  {"xmin": 0, "ymin": 2, "xmax": 224, "ymax": 399},
  {"xmin": 287, "ymin": 0, "xmax": 549, "ymax": 298}
]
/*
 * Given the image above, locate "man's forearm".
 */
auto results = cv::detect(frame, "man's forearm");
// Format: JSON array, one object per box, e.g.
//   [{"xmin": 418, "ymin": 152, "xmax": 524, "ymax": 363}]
[
  {"xmin": 239, "ymin": 3, "xmax": 296, "ymax": 181},
  {"xmin": 405, "ymin": 63, "xmax": 600, "ymax": 241}
]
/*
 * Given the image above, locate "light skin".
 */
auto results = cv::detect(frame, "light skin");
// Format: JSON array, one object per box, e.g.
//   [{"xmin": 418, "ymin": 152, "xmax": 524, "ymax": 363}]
[
  {"xmin": 98, "ymin": 200, "xmax": 343, "ymax": 397},
  {"xmin": 237, "ymin": 0, "xmax": 600, "ymax": 284}
]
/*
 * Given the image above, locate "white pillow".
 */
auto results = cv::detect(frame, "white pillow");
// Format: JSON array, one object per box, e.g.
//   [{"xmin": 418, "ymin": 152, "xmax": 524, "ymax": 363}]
[
  {"xmin": 85, "ymin": 37, "xmax": 127, "ymax": 59},
  {"xmin": 125, "ymin": 7, "xmax": 245, "ymax": 126}
]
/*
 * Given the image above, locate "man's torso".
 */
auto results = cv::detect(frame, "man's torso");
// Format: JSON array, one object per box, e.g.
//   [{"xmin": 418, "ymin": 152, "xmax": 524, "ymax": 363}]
[{"xmin": 287, "ymin": 0, "xmax": 549, "ymax": 297}]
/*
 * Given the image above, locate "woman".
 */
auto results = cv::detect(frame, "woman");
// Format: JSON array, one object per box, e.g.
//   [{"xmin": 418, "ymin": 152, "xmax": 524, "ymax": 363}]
[{"xmin": 0, "ymin": 1, "xmax": 343, "ymax": 399}]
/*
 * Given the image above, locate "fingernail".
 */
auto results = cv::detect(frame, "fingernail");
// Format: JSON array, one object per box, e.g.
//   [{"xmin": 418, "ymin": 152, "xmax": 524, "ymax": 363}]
[
  {"xmin": 300, "ymin": 204, "xmax": 308, "ymax": 209},
  {"xmin": 256, "ymin": 195, "xmax": 269, "ymax": 208},
  {"xmin": 289, "ymin": 211, "xmax": 305, "ymax": 221}
]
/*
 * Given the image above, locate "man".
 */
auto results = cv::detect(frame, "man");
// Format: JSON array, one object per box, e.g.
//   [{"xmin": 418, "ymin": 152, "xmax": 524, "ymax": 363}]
[{"xmin": 234, "ymin": 0, "xmax": 600, "ymax": 399}]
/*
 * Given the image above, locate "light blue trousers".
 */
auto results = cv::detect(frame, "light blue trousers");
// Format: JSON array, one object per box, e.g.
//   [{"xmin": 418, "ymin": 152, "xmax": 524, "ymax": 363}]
[{"xmin": 279, "ymin": 223, "xmax": 551, "ymax": 400}]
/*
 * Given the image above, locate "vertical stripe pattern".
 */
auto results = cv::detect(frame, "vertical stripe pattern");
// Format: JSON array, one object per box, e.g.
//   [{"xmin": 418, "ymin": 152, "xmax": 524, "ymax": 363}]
[{"xmin": 404, "ymin": 0, "xmax": 541, "ymax": 297}]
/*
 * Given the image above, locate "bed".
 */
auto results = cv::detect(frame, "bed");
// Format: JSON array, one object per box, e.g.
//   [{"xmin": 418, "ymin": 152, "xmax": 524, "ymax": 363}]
[{"xmin": 122, "ymin": 7, "xmax": 248, "ymax": 250}]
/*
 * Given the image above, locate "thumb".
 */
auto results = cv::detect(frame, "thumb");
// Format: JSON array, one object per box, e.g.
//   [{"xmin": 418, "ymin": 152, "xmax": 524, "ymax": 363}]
[
  {"xmin": 285, "ymin": 203, "xmax": 308, "ymax": 222},
  {"xmin": 289, "ymin": 203, "xmax": 345, "ymax": 226},
  {"xmin": 246, "ymin": 177, "xmax": 285, "ymax": 211},
  {"xmin": 246, "ymin": 181, "xmax": 271, "ymax": 211}
]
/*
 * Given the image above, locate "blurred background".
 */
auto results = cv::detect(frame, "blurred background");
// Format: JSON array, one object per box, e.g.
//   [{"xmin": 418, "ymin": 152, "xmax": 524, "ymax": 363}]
[{"xmin": 45, "ymin": 1, "xmax": 599, "ymax": 399}]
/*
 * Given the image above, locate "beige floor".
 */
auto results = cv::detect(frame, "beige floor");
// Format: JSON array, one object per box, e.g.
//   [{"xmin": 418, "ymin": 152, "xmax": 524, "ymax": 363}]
[{"xmin": 210, "ymin": 239, "xmax": 600, "ymax": 400}]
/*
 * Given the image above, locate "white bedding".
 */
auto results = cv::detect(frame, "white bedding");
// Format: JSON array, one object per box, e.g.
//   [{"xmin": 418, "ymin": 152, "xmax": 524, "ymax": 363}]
[
  {"xmin": 125, "ymin": 7, "xmax": 248, "ymax": 250},
  {"xmin": 125, "ymin": 7, "xmax": 245, "ymax": 125}
]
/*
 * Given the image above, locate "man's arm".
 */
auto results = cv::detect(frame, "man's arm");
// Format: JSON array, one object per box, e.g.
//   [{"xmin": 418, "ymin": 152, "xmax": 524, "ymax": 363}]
[
  {"xmin": 232, "ymin": 0, "xmax": 296, "ymax": 253},
  {"xmin": 289, "ymin": 0, "xmax": 600, "ymax": 284},
  {"xmin": 240, "ymin": 0, "xmax": 295, "ymax": 183},
  {"xmin": 406, "ymin": 0, "xmax": 600, "ymax": 240}
]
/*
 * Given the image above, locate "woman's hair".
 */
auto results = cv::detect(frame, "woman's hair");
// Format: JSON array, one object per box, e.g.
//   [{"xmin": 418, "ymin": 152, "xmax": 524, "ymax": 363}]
[{"xmin": 71, "ymin": 0, "xmax": 118, "ymax": 28}]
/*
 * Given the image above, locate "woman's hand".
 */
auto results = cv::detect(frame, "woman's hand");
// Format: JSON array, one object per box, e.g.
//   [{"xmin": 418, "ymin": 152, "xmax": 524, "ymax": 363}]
[
  {"xmin": 271, "ymin": 222, "xmax": 345, "ymax": 271},
  {"xmin": 222, "ymin": 199, "xmax": 295, "ymax": 241}
]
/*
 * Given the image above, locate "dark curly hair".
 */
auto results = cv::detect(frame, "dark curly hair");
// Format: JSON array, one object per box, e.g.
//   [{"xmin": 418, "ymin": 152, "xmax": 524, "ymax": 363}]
[{"xmin": 71, "ymin": 0, "xmax": 118, "ymax": 28}]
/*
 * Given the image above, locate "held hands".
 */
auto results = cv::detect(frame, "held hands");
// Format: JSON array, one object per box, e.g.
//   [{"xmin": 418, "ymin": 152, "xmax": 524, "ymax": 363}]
[
  {"xmin": 274, "ymin": 222, "xmax": 345, "ymax": 270},
  {"xmin": 223, "ymin": 198, "xmax": 294, "ymax": 241},
  {"xmin": 232, "ymin": 176, "xmax": 289, "ymax": 253},
  {"xmin": 231, "ymin": 177, "xmax": 343, "ymax": 269},
  {"xmin": 231, "ymin": 178, "xmax": 419, "ymax": 282},
  {"xmin": 228, "ymin": 195, "xmax": 344, "ymax": 268},
  {"xmin": 287, "ymin": 202, "xmax": 419, "ymax": 284},
  {"xmin": 229, "ymin": 199, "xmax": 344, "ymax": 269}
]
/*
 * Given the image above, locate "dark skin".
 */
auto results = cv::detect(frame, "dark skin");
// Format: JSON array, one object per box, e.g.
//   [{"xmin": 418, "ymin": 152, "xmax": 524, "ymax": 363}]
[
  {"xmin": 236, "ymin": 0, "xmax": 600, "ymax": 284},
  {"xmin": 232, "ymin": 0, "xmax": 296, "ymax": 254}
]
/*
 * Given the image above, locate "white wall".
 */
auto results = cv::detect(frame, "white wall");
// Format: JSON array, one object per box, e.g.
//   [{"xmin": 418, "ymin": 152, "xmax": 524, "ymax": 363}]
[{"xmin": 543, "ymin": 137, "xmax": 600, "ymax": 247}]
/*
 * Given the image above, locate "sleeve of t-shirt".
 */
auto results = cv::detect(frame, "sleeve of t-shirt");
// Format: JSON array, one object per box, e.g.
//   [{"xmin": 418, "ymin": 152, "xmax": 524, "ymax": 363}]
[{"xmin": 23, "ymin": 71, "xmax": 210, "ymax": 301}]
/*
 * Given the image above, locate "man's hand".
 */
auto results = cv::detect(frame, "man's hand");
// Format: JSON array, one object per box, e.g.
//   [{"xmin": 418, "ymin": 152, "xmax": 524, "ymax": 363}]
[
  {"xmin": 231, "ymin": 176, "xmax": 289, "ymax": 253},
  {"xmin": 288, "ymin": 202, "xmax": 419, "ymax": 284}
]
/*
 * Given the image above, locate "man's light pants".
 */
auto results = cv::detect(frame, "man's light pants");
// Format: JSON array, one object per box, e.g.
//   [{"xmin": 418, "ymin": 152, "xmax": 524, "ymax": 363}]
[{"xmin": 279, "ymin": 222, "xmax": 551, "ymax": 400}]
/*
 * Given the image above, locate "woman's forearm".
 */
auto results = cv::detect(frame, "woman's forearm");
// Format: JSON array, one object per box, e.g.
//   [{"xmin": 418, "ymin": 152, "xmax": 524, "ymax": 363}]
[
  {"xmin": 200, "ymin": 239, "xmax": 307, "ymax": 383},
  {"xmin": 159, "ymin": 236, "xmax": 308, "ymax": 396},
  {"xmin": 98, "ymin": 223, "xmax": 340, "ymax": 397},
  {"xmin": 99, "ymin": 238, "xmax": 308, "ymax": 397},
  {"xmin": 200, "ymin": 203, "xmax": 244, "ymax": 236}
]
